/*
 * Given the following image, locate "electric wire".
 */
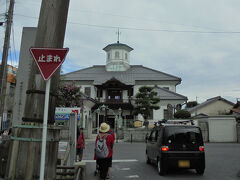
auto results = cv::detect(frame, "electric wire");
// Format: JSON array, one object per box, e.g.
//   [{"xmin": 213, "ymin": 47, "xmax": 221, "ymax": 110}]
[
  {"xmin": 74, "ymin": 9, "xmax": 218, "ymax": 31},
  {"xmin": 14, "ymin": 13, "xmax": 240, "ymax": 34}
]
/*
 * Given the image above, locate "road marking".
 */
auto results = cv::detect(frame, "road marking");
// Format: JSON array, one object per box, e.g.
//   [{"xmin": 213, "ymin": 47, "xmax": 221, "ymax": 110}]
[
  {"xmin": 82, "ymin": 159, "xmax": 138, "ymax": 163},
  {"xmin": 120, "ymin": 168, "xmax": 131, "ymax": 170},
  {"xmin": 125, "ymin": 175, "xmax": 139, "ymax": 178}
]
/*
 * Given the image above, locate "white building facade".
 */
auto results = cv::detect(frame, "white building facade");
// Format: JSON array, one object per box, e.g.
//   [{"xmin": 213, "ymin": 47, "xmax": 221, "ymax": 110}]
[{"xmin": 63, "ymin": 42, "xmax": 187, "ymax": 132}]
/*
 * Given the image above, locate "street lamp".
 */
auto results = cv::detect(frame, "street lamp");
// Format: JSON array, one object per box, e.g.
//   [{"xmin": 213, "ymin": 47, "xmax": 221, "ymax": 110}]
[
  {"xmin": 101, "ymin": 104, "xmax": 106, "ymax": 122},
  {"xmin": 96, "ymin": 108, "xmax": 100, "ymax": 134},
  {"xmin": 115, "ymin": 107, "xmax": 122, "ymax": 143},
  {"xmin": 118, "ymin": 107, "xmax": 122, "ymax": 128}
]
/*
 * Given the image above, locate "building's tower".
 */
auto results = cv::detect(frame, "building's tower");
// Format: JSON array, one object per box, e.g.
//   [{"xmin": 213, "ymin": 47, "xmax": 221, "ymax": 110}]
[{"xmin": 103, "ymin": 41, "xmax": 133, "ymax": 71}]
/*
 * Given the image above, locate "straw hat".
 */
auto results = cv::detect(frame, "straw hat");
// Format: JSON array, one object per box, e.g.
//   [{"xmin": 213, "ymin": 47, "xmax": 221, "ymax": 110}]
[{"xmin": 99, "ymin": 122, "xmax": 110, "ymax": 133}]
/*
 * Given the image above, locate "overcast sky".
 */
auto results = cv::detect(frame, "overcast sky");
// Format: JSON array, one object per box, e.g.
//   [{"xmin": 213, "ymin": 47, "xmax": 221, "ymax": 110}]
[{"xmin": 0, "ymin": 0, "xmax": 240, "ymax": 103}]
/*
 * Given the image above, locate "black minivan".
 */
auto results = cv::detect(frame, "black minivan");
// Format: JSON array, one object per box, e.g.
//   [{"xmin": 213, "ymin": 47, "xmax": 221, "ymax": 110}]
[{"xmin": 146, "ymin": 124, "xmax": 205, "ymax": 175}]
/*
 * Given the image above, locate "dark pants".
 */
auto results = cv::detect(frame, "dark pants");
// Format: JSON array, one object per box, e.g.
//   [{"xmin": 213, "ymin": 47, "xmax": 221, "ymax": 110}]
[{"xmin": 97, "ymin": 157, "xmax": 112, "ymax": 179}]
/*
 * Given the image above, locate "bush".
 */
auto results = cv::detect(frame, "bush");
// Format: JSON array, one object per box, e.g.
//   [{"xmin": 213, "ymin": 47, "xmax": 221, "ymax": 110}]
[
  {"xmin": 186, "ymin": 101, "xmax": 198, "ymax": 108},
  {"xmin": 174, "ymin": 110, "xmax": 191, "ymax": 119}
]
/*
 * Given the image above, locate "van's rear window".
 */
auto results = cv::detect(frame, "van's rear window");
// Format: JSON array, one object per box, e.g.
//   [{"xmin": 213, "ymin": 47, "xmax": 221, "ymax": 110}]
[{"xmin": 164, "ymin": 127, "xmax": 203, "ymax": 148}]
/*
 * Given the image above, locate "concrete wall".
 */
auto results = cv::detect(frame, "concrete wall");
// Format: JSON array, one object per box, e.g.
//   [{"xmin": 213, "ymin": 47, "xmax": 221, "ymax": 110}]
[
  {"xmin": 12, "ymin": 27, "xmax": 37, "ymax": 126},
  {"xmin": 237, "ymin": 123, "xmax": 240, "ymax": 143},
  {"xmin": 198, "ymin": 121, "xmax": 209, "ymax": 142},
  {"xmin": 123, "ymin": 128, "xmax": 151, "ymax": 142},
  {"xmin": 196, "ymin": 115, "xmax": 237, "ymax": 143}
]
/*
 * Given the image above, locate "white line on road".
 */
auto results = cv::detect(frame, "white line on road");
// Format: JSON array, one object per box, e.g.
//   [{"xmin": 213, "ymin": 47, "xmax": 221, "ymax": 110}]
[
  {"xmin": 82, "ymin": 159, "xmax": 138, "ymax": 163},
  {"xmin": 120, "ymin": 168, "xmax": 131, "ymax": 170},
  {"xmin": 125, "ymin": 175, "xmax": 139, "ymax": 178}
]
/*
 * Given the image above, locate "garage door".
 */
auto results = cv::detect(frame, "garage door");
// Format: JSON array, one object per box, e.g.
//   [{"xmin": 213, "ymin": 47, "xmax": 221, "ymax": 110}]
[{"xmin": 208, "ymin": 119, "xmax": 237, "ymax": 142}]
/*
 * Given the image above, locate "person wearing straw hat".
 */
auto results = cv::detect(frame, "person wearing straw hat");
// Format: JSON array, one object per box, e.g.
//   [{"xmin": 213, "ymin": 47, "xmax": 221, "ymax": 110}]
[{"xmin": 94, "ymin": 122, "xmax": 114, "ymax": 180}]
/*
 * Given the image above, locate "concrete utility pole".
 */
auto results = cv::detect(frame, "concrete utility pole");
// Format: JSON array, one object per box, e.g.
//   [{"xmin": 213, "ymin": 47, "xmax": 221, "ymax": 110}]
[
  {"xmin": 6, "ymin": 0, "xmax": 70, "ymax": 179},
  {"xmin": 23, "ymin": 0, "xmax": 70, "ymax": 124},
  {"xmin": 0, "ymin": 0, "xmax": 15, "ymax": 129}
]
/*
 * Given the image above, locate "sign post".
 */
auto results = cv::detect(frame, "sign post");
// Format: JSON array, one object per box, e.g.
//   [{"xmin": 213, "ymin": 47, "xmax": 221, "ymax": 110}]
[
  {"xmin": 40, "ymin": 78, "xmax": 51, "ymax": 180},
  {"xmin": 30, "ymin": 47, "xmax": 69, "ymax": 180}
]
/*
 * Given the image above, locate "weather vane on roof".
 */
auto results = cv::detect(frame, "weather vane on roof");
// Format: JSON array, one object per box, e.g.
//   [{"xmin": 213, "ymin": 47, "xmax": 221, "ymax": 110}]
[{"xmin": 116, "ymin": 28, "xmax": 121, "ymax": 43}]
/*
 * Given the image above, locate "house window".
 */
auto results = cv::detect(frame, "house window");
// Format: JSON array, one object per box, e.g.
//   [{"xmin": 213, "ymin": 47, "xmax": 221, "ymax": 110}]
[
  {"xmin": 84, "ymin": 87, "xmax": 91, "ymax": 97},
  {"xmin": 115, "ymin": 96, "xmax": 120, "ymax": 99},
  {"xmin": 128, "ymin": 88, "xmax": 133, "ymax": 96},
  {"xmin": 108, "ymin": 52, "xmax": 110, "ymax": 59},
  {"xmin": 164, "ymin": 109, "xmax": 169, "ymax": 120},
  {"xmin": 115, "ymin": 51, "xmax": 119, "ymax": 58},
  {"xmin": 97, "ymin": 89, "xmax": 103, "ymax": 97},
  {"xmin": 125, "ymin": 53, "xmax": 128, "ymax": 59}
]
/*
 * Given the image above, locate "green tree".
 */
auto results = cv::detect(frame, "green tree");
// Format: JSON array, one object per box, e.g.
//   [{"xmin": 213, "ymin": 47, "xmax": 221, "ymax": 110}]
[
  {"xmin": 186, "ymin": 101, "xmax": 198, "ymax": 108},
  {"xmin": 133, "ymin": 86, "xmax": 160, "ymax": 128},
  {"xmin": 174, "ymin": 110, "xmax": 191, "ymax": 119}
]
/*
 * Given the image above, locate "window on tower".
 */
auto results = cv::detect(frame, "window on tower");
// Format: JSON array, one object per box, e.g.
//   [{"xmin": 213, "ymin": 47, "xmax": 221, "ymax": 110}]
[{"xmin": 115, "ymin": 51, "xmax": 119, "ymax": 59}]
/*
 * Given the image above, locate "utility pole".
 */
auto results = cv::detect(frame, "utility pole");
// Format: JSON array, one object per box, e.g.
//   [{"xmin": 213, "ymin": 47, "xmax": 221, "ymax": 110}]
[
  {"xmin": 0, "ymin": 0, "xmax": 15, "ymax": 129},
  {"xmin": 6, "ymin": 0, "xmax": 70, "ymax": 179},
  {"xmin": 23, "ymin": 0, "xmax": 70, "ymax": 124}
]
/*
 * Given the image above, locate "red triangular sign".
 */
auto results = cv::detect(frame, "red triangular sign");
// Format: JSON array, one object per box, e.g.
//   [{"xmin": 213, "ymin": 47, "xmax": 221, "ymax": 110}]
[{"xmin": 30, "ymin": 47, "xmax": 69, "ymax": 81}]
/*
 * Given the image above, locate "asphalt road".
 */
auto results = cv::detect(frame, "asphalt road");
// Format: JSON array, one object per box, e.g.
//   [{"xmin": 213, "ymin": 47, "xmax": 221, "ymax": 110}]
[{"xmin": 82, "ymin": 141, "xmax": 240, "ymax": 180}]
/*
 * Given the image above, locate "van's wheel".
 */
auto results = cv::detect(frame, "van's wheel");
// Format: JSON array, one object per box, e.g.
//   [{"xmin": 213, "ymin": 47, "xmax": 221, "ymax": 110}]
[
  {"xmin": 157, "ymin": 158, "xmax": 166, "ymax": 176},
  {"xmin": 196, "ymin": 168, "xmax": 204, "ymax": 175},
  {"xmin": 146, "ymin": 153, "xmax": 150, "ymax": 164}
]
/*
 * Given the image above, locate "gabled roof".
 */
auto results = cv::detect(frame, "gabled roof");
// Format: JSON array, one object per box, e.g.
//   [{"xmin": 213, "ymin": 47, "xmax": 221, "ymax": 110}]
[
  {"xmin": 188, "ymin": 96, "xmax": 235, "ymax": 113},
  {"xmin": 153, "ymin": 86, "xmax": 187, "ymax": 101},
  {"xmin": 63, "ymin": 65, "xmax": 181, "ymax": 85}
]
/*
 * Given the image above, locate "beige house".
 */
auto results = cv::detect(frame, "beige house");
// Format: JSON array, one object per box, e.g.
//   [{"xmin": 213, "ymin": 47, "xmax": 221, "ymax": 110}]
[{"xmin": 188, "ymin": 96, "xmax": 234, "ymax": 117}]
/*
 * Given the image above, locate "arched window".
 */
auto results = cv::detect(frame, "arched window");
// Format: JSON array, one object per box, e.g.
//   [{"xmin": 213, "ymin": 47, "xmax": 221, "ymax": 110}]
[
  {"xmin": 125, "ymin": 53, "xmax": 128, "ymax": 59},
  {"xmin": 115, "ymin": 51, "xmax": 119, "ymax": 58}
]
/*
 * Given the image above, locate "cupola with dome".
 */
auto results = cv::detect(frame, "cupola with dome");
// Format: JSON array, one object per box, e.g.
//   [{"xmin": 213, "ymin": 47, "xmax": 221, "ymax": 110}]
[{"xmin": 103, "ymin": 41, "xmax": 133, "ymax": 71}]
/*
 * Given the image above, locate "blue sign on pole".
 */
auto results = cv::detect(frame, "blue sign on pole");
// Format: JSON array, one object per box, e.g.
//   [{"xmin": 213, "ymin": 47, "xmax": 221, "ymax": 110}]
[
  {"xmin": 55, "ymin": 113, "xmax": 80, "ymax": 121},
  {"xmin": 55, "ymin": 108, "xmax": 81, "ymax": 122}
]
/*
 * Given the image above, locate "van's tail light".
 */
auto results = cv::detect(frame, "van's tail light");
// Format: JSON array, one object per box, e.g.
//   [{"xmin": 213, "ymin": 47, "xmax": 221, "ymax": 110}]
[
  {"xmin": 199, "ymin": 146, "xmax": 204, "ymax": 152},
  {"xmin": 161, "ymin": 146, "xmax": 169, "ymax": 151}
]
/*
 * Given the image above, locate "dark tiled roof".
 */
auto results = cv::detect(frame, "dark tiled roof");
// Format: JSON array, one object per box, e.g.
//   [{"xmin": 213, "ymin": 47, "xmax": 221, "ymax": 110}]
[
  {"xmin": 103, "ymin": 43, "xmax": 133, "ymax": 51},
  {"xmin": 188, "ymin": 96, "xmax": 235, "ymax": 113},
  {"xmin": 63, "ymin": 65, "xmax": 181, "ymax": 85},
  {"xmin": 233, "ymin": 101, "xmax": 240, "ymax": 108},
  {"xmin": 231, "ymin": 108, "xmax": 240, "ymax": 114},
  {"xmin": 153, "ymin": 86, "xmax": 187, "ymax": 101}
]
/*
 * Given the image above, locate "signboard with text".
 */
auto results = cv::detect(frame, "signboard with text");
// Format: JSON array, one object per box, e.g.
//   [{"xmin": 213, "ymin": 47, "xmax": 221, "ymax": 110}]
[
  {"xmin": 55, "ymin": 107, "xmax": 81, "ymax": 121},
  {"xmin": 30, "ymin": 47, "xmax": 69, "ymax": 80}
]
